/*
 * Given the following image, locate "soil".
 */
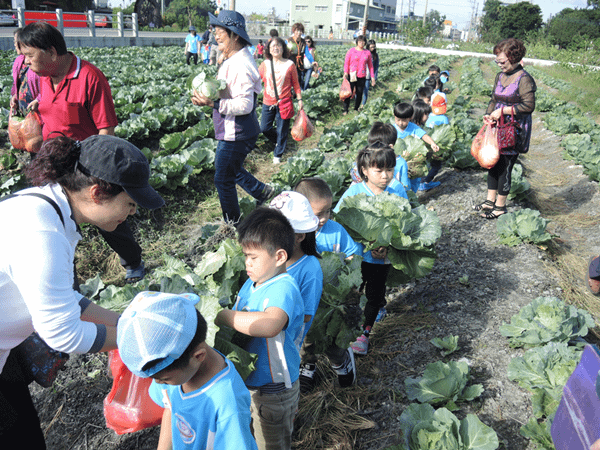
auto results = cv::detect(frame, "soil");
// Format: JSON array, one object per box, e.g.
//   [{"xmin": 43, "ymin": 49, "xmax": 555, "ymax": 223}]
[{"xmin": 15, "ymin": 71, "xmax": 600, "ymax": 449}]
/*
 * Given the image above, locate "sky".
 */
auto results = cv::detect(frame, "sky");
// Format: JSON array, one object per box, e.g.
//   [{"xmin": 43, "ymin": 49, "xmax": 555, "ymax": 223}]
[{"xmin": 231, "ymin": 0, "xmax": 590, "ymax": 30}]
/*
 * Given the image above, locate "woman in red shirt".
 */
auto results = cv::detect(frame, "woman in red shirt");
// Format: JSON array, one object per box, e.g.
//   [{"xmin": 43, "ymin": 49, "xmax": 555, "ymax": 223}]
[
  {"xmin": 259, "ymin": 37, "xmax": 303, "ymax": 164},
  {"xmin": 342, "ymin": 34, "xmax": 375, "ymax": 115}
]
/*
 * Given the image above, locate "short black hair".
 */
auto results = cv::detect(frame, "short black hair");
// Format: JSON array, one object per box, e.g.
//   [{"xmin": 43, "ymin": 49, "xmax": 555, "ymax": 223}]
[
  {"xmin": 269, "ymin": 28, "xmax": 279, "ymax": 37},
  {"xmin": 428, "ymin": 64, "xmax": 440, "ymax": 73},
  {"xmin": 19, "ymin": 22, "xmax": 67, "ymax": 55},
  {"xmin": 237, "ymin": 207, "xmax": 295, "ymax": 258},
  {"xmin": 415, "ymin": 86, "xmax": 433, "ymax": 101},
  {"xmin": 294, "ymin": 177, "xmax": 333, "ymax": 202},
  {"xmin": 356, "ymin": 142, "xmax": 396, "ymax": 180},
  {"xmin": 411, "ymin": 99, "xmax": 432, "ymax": 126},
  {"xmin": 265, "ymin": 37, "xmax": 290, "ymax": 60},
  {"xmin": 144, "ymin": 309, "xmax": 208, "ymax": 374},
  {"xmin": 367, "ymin": 122, "xmax": 397, "ymax": 147},
  {"xmin": 424, "ymin": 74, "xmax": 441, "ymax": 91},
  {"xmin": 393, "ymin": 102, "xmax": 413, "ymax": 119}
]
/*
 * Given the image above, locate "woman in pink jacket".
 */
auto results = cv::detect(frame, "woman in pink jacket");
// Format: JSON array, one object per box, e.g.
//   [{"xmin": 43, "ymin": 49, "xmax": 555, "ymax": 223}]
[
  {"xmin": 342, "ymin": 34, "xmax": 375, "ymax": 115},
  {"xmin": 10, "ymin": 28, "xmax": 41, "ymax": 116}
]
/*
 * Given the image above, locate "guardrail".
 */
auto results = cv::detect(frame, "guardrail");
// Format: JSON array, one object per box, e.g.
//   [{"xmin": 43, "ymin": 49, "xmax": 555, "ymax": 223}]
[
  {"xmin": 13, "ymin": 8, "xmax": 139, "ymax": 37},
  {"xmin": 246, "ymin": 23, "xmax": 398, "ymax": 42}
]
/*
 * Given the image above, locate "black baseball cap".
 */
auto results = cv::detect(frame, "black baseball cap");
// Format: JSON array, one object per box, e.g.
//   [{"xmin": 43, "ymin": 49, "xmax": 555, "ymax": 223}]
[{"xmin": 77, "ymin": 135, "xmax": 164, "ymax": 210}]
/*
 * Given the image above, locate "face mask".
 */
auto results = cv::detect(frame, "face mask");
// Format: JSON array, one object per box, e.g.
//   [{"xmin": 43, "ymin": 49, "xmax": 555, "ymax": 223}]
[{"xmin": 440, "ymin": 75, "xmax": 448, "ymax": 84}]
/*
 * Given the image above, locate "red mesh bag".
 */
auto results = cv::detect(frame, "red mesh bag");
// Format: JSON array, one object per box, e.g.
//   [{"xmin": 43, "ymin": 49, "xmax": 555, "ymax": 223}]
[{"xmin": 103, "ymin": 350, "xmax": 164, "ymax": 435}]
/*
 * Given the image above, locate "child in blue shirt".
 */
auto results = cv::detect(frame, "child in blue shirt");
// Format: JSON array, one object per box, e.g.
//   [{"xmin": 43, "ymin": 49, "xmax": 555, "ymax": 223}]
[
  {"xmin": 334, "ymin": 143, "xmax": 408, "ymax": 355},
  {"xmin": 215, "ymin": 207, "xmax": 304, "ymax": 450},
  {"xmin": 393, "ymin": 101, "xmax": 439, "ymax": 193},
  {"xmin": 422, "ymin": 92, "xmax": 450, "ymax": 190},
  {"xmin": 185, "ymin": 26, "xmax": 201, "ymax": 65},
  {"xmin": 350, "ymin": 121, "xmax": 410, "ymax": 191},
  {"xmin": 268, "ymin": 191, "xmax": 325, "ymax": 394},
  {"xmin": 117, "ymin": 291, "xmax": 258, "ymax": 450},
  {"xmin": 294, "ymin": 177, "xmax": 361, "ymax": 390}
]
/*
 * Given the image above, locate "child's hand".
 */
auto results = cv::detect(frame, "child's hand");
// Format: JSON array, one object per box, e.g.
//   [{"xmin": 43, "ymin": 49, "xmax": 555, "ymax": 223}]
[
  {"xmin": 371, "ymin": 246, "xmax": 388, "ymax": 259},
  {"xmin": 431, "ymin": 143, "xmax": 440, "ymax": 153}
]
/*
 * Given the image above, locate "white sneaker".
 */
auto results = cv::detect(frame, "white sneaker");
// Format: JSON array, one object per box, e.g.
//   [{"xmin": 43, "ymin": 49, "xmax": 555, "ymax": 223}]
[{"xmin": 273, "ymin": 157, "xmax": 281, "ymax": 164}]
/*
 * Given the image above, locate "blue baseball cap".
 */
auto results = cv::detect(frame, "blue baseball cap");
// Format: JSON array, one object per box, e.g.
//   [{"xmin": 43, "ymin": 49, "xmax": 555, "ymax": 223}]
[{"xmin": 117, "ymin": 291, "xmax": 200, "ymax": 377}]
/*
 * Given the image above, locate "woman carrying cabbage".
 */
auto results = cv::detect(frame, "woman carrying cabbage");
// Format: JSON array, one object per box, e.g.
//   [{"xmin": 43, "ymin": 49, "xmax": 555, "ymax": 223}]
[{"xmin": 191, "ymin": 10, "xmax": 273, "ymax": 223}]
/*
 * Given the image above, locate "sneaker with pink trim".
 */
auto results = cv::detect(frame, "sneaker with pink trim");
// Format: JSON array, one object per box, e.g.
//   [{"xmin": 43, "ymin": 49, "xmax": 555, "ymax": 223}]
[{"xmin": 351, "ymin": 334, "xmax": 369, "ymax": 355}]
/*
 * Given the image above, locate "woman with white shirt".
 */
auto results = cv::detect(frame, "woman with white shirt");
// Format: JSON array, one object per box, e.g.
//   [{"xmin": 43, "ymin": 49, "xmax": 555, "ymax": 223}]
[
  {"xmin": 0, "ymin": 134, "xmax": 164, "ymax": 448},
  {"xmin": 191, "ymin": 10, "xmax": 273, "ymax": 224}
]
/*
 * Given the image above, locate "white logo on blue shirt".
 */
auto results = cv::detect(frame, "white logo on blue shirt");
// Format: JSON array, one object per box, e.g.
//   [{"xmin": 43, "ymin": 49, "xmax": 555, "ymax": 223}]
[{"xmin": 175, "ymin": 413, "xmax": 196, "ymax": 444}]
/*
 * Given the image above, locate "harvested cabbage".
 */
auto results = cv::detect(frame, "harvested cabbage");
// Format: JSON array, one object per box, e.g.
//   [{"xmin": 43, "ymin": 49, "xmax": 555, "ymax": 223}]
[{"xmin": 189, "ymin": 72, "xmax": 226, "ymax": 101}]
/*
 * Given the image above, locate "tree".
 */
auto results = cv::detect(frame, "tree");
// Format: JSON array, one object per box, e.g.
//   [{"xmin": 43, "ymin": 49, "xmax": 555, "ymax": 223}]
[
  {"xmin": 498, "ymin": 2, "xmax": 542, "ymax": 41},
  {"xmin": 399, "ymin": 9, "xmax": 445, "ymax": 45},
  {"xmin": 588, "ymin": 0, "xmax": 600, "ymax": 9},
  {"xmin": 546, "ymin": 8, "xmax": 600, "ymax": 49},
  {"xmin": 480, "ymin": 0, "xmax": 502, "ymax": 43},
  {"xmin": 163, "ymin": 0, "xmax": 215, "ymax": 30}
]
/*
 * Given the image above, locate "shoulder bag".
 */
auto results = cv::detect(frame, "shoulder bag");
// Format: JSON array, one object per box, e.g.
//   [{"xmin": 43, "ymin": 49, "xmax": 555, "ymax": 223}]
[
  {"xmin": 1, "ymin": 193, "xmax": 70, "ymax": 387},
  {"xmin": 270, "ymin": 60, "xmax": 294, "ymax": 120}
]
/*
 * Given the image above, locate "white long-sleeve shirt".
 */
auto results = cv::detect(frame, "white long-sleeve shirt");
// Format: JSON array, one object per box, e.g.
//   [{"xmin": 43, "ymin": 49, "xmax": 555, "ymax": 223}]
[{"xmin": 0, "ymin": 184, "xmax": 101, "ymax": 373}]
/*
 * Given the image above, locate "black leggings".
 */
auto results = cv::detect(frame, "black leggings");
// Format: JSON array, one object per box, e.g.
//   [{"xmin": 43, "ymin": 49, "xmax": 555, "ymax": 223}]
[
  {"xmin": 0, "ymin": 351, "xmax": 46, "ymax": 449},
  {"xmin": 344, "ymin": 77, "xmax": 366, "ymax": 112},
  {"xmin": 487, "ymin": 154, "xmax": 519, "ymax": 196},
  {"xmin": 361, "ymin": 261, "xmax": 391, "ymax": 329}
]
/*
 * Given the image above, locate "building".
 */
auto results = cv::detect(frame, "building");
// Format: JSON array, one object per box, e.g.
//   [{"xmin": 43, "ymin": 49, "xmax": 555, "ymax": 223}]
[{"xmin": 289, "ymin": 0, "xmax": 398, "ymax": 34}]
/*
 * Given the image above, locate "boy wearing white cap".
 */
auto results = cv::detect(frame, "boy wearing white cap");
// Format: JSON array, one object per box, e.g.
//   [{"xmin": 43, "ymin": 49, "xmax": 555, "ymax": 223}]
[
  {"xmin": 117, "ymin": 291, "xmax": 258, "ymax": 450},
  {"xmin": 215, "ymin": 207, "xmax": 304, "ymax": 450}
]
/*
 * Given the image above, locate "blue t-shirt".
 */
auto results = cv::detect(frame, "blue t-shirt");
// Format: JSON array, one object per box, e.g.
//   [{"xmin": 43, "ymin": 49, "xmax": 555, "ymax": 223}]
[
  {"xmin": 287, "ymin": 254, "xmax": 323, "ymax": 345},
  {"xmin": 395, "ymin": 156, "xmax": 410, "ymax": 189},
  {"xmin": 395, "ymin": 121, "xmax": 426, "ymax": 140},
  {"xmin": 316, "ymin": 219, "xmax": 363, "ymax": 257},
  {"xmin": 425, "ymin": 114, "xmax": 449, "ymax": 127},
  {"xmin": 149, "ymin": 355, "xmax": 258, "ymax": 450},
  {"xmin": 186, "ymin": 34, "xmax": 201, "ymax": 53},
  {"xmin": 333, "ymin": 180, "xmax": 408, "ymax": 265},
  {"xmin": 233, "ymin": 273, "xmax": 304, "ymax": 388}
]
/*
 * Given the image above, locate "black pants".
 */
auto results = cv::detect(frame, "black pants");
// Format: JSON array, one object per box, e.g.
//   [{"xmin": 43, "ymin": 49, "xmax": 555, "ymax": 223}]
[
  {"xmin": 0, "ymin": 351, "xmax": 46, "ymax": 449},
  {"xmin": 488, "ymin": 154, "xmax": 519, "ymax": 196},
  {"xmin": 97, "ymin": 220, "xmax": 142, "ymax": 269},
  {"xmin": 186, "ymin": 51, "xmax": 198, "ymax": 65},
  {"xmin": 424, "ymin": 159, "xmax": 442, "ymax": 183},
  {"xmin": 361, "ymin": 261, "xmax": 392, "ymax": 329},
  {"xmin": 343, "ymin": 77, "xmax": 366, "ymax": 112}
]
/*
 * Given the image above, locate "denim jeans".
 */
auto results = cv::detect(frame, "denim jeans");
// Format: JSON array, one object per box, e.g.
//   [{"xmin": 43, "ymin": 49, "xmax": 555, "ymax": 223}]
[
  {"xmin": 362, "ymin": 78, "xmax": 371, "ymax": 105},
  {"xmin": 261, "ymin": 103, "xmax": 290, "ymax": 158},
  {"xmin": 302, "ymin": 67, "xmax": 313, "ymax": 90},
  {"xmin": 214, "ymin": 137, "xmax": 264, "ymax": 223}
]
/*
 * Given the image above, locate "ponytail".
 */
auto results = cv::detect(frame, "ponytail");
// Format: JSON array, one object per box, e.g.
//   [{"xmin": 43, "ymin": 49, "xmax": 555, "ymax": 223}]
[{"xmin": 300, "ymin": 231, "xmax": 320, "ymax": 258}]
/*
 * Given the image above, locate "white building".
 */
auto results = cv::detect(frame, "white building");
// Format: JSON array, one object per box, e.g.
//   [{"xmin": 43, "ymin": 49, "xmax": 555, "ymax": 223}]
[{"xmin": 289, "ymin": 0, "xmax": 398, "ymax": 34}]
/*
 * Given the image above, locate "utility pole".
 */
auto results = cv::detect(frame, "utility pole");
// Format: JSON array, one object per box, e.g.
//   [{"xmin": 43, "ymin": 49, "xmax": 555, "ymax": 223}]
[
  {"xmin": 422, "ymin": 0, "xmax": 428, "ymax": 26},
  {"xmin": 361, "ymin": 0, "xmax": 368, "ymax": 36},
  {"xmin": 230, "ymin": 0, "xmax": 235, "ymax": 11},
  {"xmin": 399, "ymin": 0, "xmax": 403, "ymax": 33}
]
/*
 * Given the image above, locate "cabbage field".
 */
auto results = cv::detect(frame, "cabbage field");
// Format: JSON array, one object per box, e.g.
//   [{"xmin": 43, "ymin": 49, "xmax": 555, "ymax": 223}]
[{"xmin": 0, "ymin": 43, "xmax": 599, "ymax": 450}]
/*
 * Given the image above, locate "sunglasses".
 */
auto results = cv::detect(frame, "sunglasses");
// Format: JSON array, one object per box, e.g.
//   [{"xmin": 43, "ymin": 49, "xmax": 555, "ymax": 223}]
[{"xmin": 495, "ymin": 59, "xmax": 509, "ymax": 65}]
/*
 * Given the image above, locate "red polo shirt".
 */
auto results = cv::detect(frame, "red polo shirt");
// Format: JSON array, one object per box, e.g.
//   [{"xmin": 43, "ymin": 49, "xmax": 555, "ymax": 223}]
[{"xmin": 38, "ymin": 53, "xmax": 118, "ymax": 141}]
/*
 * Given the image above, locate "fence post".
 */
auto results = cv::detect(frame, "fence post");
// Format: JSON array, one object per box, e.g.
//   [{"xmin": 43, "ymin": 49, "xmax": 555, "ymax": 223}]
[
  {"xmin": 17, "ymin": 7, "xmax": 24, "ymax": 27},
  {"xmin": 55, "ymin": 9, "xmax": 63, "ymax": 35},
  {"xmin": 132, "ymin": 13, "xmax": 138, "ymax": 37},
  {"xmin": 87, "ymin": 10, "xmax": 96, "ymax": 37},
  {"xmin": 117, "ymin": 11, "xmax": 124, "ymax": 37}
]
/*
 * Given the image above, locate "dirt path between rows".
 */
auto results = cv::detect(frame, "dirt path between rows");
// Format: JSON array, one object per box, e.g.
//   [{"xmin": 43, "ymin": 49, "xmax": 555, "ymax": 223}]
[{"xmin": 28, "ymin": 100, "xmax": 600, "ymax": 450}]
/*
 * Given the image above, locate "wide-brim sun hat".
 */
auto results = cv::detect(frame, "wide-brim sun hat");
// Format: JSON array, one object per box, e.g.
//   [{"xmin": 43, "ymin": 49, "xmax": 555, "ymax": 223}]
[
  {"xmin": 208, "ymin": 10, "xmax": 251, "ymax": 47},
  {"xmin": 77, "ymin": 135, "xmax": 164, "ymax": 210},
  {"xmin": 269, "ymin": 191, "xmax": 319, "ymax": 233},
  {"xmin": 117, "ymin": 291, "xmax": 200, "ymax": 378}
]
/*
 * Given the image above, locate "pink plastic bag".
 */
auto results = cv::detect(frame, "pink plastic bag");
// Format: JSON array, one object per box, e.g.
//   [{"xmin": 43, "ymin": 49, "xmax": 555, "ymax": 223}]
[{"xmin": 103, "ymin": 350, "xmax": 164, "ymax": 434}]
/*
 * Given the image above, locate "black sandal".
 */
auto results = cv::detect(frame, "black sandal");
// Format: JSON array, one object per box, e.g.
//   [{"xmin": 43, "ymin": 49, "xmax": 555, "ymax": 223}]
[
  {"xmin": 481, "ymin": 205, "xmax": 507, "ymax": 219},
  {"xmin": 473, "ymin": 200, "xmax": 495, "ymax": 211}
]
